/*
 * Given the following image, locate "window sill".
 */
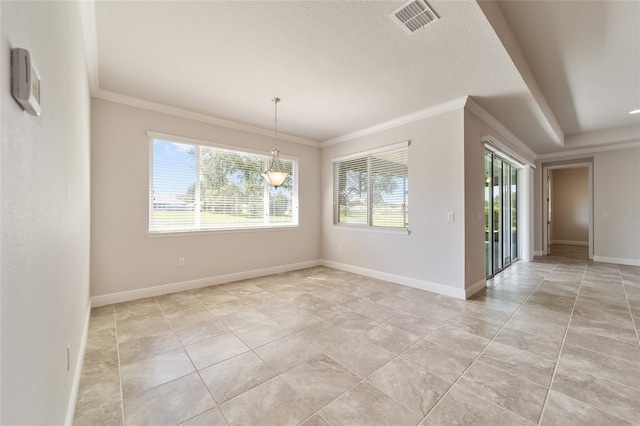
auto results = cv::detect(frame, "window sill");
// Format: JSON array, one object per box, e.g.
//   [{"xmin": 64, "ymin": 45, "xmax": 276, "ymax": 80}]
[
  {"xmin": 147, "ymin": 224, "xmax": 300, "ymax": 238},
  {"xmin": 332, "ymin": 224, "xmax": 410, "ymax": 235}
]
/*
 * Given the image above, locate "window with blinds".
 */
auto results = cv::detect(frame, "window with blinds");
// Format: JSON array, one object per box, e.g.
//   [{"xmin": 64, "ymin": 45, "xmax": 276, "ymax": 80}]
[
  {"xmin": 149, "ymin": 136, "xmax": 297, "ymax": 233},
  {"xmin": 333, "ymin": 142, "xmax": 409, "ymax": 229}
]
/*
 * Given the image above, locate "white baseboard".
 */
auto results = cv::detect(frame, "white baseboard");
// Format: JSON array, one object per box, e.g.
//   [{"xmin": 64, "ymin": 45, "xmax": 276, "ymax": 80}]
[
  {"xmin": 465, "ymin": 279, "xmax": 486, "ymax": 298},
  {"xmin": 551, "ymin": 240, "xmax": 589, "ymax": 246},
  {"xmin": 534, "ymin": 250, "xmax": 544, "ymax": 256},
  {"xmin": 91, "ymin": 260, "xmax": 321, "ymax": 307},
  {"xmin": 65, "ymin": 301, "xmax": 91, "ymax": 425},
  {"xmin": 320, "ymin": 259, "xmax": 466, "ymax": 299},
  {"xmin": 593, "ymin": 255, "xmax": 640, "ymax": 267}
]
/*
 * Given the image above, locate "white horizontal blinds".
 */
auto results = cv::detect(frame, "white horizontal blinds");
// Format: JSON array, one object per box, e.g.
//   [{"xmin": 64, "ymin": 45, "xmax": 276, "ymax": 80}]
[
  {"xmin": 333, "ymin": 143, "xmax": 409, "ymax": 228},
  {"xmin": 268, "ymin": 160, "xmax": 294, "ymax": 224},
  {"xmin": 371, "ymin": 147, "xmax": 408, "ymax": 227},
  {"xmin": 150, "ymin": 138, "xmax": 297, "ymax": 233},
  {"xmin": 335, "ymin": 157, "xmax": 369, "ymax": 225},
  {"xmin": 198, "ymin": 145, "xmax": 265, "ymax": 228},
  {"xmin": 150, "ymin": 140, "xmax": 197, "ymax": 231}
]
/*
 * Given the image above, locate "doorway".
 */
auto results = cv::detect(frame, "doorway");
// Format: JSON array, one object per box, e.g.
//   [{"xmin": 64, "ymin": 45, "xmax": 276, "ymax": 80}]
[
  {"xmin": 542, "ymin": 162, "xmax": 593, "ymax": 260},
  {"xmin": 485, "ymin": 150, "xmax": 520, "ymax": 278}
]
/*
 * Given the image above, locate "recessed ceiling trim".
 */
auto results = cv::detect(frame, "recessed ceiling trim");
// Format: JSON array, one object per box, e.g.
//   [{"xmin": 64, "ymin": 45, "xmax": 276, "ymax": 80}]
[
  {"xmin": 564, "ymin": 124, "xmax": 640, "ymax": 148},
  {"xmin": 536, "ymin": 140, "xmax": 640, "ymax": 160},
  {"xmin": 390, "ymin": 0, "xmax": 439, "ymax": 34},
  {"xmin": 94, "ymin": 89, "xmax": 321, "ymax": 148}
]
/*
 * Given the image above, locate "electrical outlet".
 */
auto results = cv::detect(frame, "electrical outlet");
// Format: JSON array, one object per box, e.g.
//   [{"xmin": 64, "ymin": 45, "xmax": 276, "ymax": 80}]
[
  {"xmin": 178, "ymin": 257, "xmax": 185, "ymax": 266},
  {"xmin": 67, "ymin": 342, "xmax": 71, "ymax": 372},
  {"xmin": 447, "ymin": 212, "xmax": 455, "ymax": 222}
]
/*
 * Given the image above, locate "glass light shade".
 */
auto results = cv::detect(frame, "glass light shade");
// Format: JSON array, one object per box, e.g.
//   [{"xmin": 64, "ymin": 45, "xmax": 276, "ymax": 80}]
[{"xmin": 262, "ymin": 170, "xmax": 290, "ymax": 188}]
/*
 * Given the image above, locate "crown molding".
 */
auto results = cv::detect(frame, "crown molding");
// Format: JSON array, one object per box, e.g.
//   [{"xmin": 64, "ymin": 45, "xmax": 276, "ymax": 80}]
[
  {"xmin": 79, "ymin": 0, "xmax": 99, "ymax": 95},
  {"xmin": 465, "ymin": 97, "xmax": 538, "ymax": 162},
  {"xmin": 94, "ymin": 90, "xmax": 321, "ymax": 148},
  {"xmin": 535, "ymin": 140, "xmax": 640, "ymax": 160},
  {"xmin": 321, "ymin": 96, "xmax": 469, "ymax": 147}
]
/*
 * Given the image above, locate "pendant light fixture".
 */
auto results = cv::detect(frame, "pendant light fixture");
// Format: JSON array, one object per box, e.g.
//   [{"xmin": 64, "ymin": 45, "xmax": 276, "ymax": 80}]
[{"xmin": 262, "ymin": 97, "xmax": 291, "ymax": 189}]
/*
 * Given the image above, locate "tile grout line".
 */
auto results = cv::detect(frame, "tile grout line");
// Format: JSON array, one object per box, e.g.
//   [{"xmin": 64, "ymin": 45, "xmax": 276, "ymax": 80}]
[
  {"xmin": 113, "ymin": 304, "xmax": 128, "ymax": 426},
  {"xmin": 207, "ymin": 265, "xmax": 639, "ymax": 426},
  {"xmin": 192, "ymin": 280, "xmax": 350, "ymax": 424},
  {"xmin": 315, "ymin": 261, "xmax": 558, "ymax": 424},
  {"xmin": 88, "ymin": 275, "xmax": 472, "ymax": 425},
  {"xmin": 416, "ymin": 260, "xmax": 565, "ymax": 425},
  {"xmin": 168, "ymin": 290, "xmax": 281, "ymax": 425},
  {"xmin": 535, "ymin": 257, "xmax": 589, "ymax": 425},
  {"xmin": 133, "ymin": 292, "xmax": 268, "ymax": 423},
  {"xmin": 535, "ymin": 262, "xmax": 640, "ymax": 425},
  {"xmin": 214, "ymin": 276, "xmax": 384, "ymax": 425},
  {"xmin": 98, "ymin": 262, "xmax": 633, "ymax": 426},
  {"xmin": 155, "ymin": 295, "xmax": 229, "ymax": 425},
  {"xmin": 251, "ymin": 283, "xmax": 446, "ymax": 424},
  {"xmin": 618, "ymin": 270, "xmax": 640, "ymax": 350},
  {"xmin": 541, "ymin": 268, "xmax": 640, "ymax": 366},
  {"xmin": 290, "ymin": 303, "xmax": 438, "ymax": 423},
  {"xmin": 304, "ymin": 290, "xmax": 480, "ymax": 421},
  {"xmin": 94, "ymin": 271, "xmax": 385, "ymax": 425},
  {"xmin": 106, "ymin": 267, "xmax": 511, "ymax": 424}
]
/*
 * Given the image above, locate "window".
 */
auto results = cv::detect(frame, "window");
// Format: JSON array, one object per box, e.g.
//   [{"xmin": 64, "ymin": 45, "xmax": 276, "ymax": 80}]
[
  {"xmin": 333, "ymin": 142, "xmax": 408, "ymax": 229},
  {"xmin": 149, "ymin": 134, "xmax": 297, "ymax": 233}
]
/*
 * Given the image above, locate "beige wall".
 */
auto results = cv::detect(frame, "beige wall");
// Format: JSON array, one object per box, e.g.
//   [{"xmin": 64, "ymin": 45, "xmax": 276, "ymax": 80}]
[
  {"xmin": 1, "ymin": 1, "xmax": 91, "ymax": 424},
  {"xmin": 320, "ymin": 109, "xmax": 467, "ymax": 296},
  {"xmin": 593, "ymin": 148, "xmax": 640, "ymax": 262},
  {"xmin": 91, "ymin": 99, "xmax": 321, "ymax": 298},
  {"xmin": 550, "ymin": 167, "xmax": 589, "ymax": 244}
]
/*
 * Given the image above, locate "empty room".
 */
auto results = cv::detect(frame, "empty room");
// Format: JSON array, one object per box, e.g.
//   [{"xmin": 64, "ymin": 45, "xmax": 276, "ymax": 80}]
[{"xmin": 2, "ymin": 0, "xmax": 640, "ymax": 425}]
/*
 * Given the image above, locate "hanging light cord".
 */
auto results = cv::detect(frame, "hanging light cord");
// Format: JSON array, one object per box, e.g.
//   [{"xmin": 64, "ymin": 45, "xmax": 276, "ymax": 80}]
[{"xmin": 272, "ymin": 97, "xmax": 280, "ymax": 151}]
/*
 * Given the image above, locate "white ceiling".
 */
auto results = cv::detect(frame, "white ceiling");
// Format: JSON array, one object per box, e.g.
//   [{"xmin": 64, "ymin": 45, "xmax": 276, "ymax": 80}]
[{"xmin": 88, "ymin": 0, "xmax": 640, "ymax": 155}]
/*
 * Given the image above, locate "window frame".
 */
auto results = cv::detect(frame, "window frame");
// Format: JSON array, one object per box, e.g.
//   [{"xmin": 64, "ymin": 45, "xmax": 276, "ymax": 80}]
[
  {"xmin": 147, "ymin": 131, "xmax": 299, "ymax": 236},
  {"xmin": 332, "ymin": 141, "xmax": 409, "ymax": 234}
]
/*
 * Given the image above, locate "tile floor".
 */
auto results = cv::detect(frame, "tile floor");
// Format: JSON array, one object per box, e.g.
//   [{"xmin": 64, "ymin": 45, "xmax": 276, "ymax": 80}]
[{"xmin": 74, "ymin": 246, "xmax": 640, "ymax": 425}]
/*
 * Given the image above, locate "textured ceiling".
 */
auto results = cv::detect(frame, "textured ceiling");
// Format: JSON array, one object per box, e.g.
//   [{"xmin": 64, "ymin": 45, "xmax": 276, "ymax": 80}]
[{"xmin": 90, "ymin": 0, "xmax": 640, "ymax": 154}]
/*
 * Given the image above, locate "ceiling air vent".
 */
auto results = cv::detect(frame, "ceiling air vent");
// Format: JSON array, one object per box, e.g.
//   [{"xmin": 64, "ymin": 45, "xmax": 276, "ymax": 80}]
[{"xmin": 390, "ymin": 0, "xmax": 439, "ymax": 34}]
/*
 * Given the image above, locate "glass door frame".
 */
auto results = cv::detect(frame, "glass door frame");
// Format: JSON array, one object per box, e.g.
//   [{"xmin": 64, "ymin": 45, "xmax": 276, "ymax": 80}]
[{"xmin": 485, "ymin": 149, "xmax": 520, "ymax": 279}]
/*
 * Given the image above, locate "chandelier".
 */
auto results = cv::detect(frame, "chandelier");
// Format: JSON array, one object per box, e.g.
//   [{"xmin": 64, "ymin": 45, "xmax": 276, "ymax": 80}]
[{"xmin": 261, "ymin": 97, "xmax": 291, "ymax": 189}]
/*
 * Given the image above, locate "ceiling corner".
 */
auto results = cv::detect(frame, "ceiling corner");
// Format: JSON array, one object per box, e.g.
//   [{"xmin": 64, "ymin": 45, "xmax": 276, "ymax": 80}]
[{"xmin": 79, "ymin": 0, "xmax": 100, "ymax": 95}]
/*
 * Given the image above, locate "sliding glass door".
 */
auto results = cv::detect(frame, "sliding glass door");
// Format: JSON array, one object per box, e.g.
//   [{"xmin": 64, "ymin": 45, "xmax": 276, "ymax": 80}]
[{"xmin": 485, "ymin": 150, "xmax": 519, "ymax": 278}]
